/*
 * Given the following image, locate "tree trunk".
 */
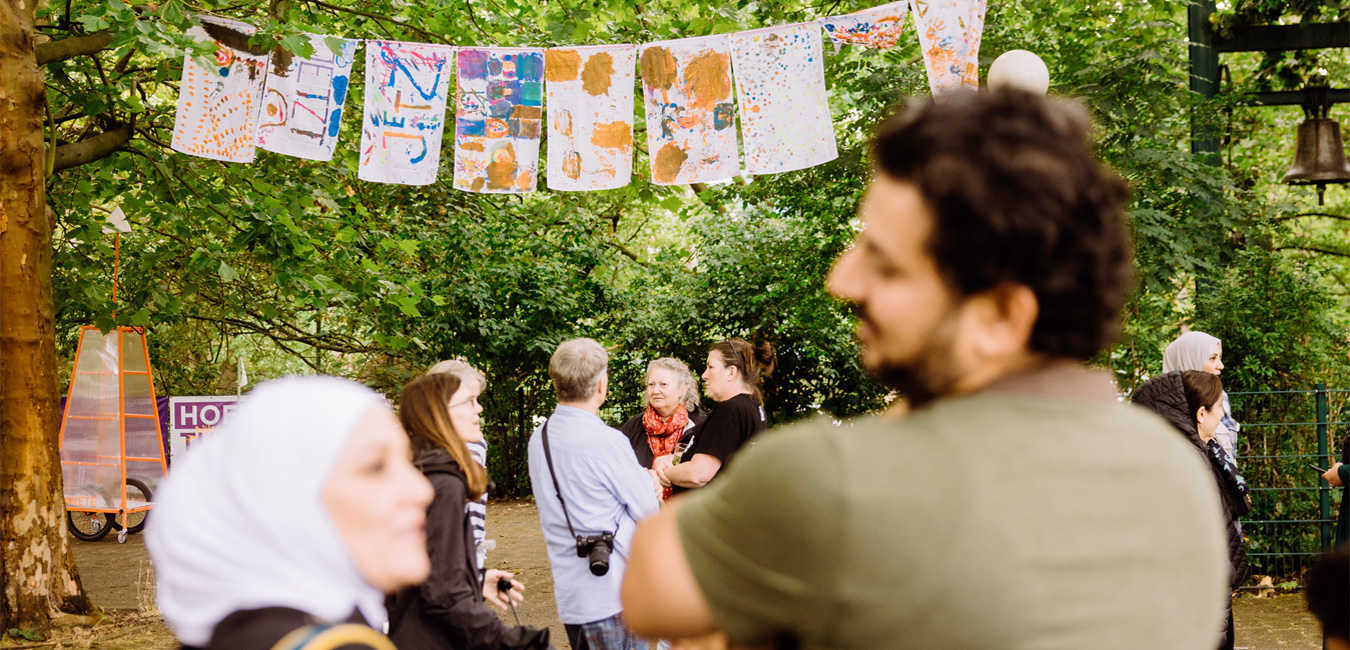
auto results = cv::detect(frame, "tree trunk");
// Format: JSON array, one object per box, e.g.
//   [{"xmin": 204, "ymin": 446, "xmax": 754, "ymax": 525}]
[{"xmin": 0, "ymin": 0, "xmax": 93, "ymax": 631}]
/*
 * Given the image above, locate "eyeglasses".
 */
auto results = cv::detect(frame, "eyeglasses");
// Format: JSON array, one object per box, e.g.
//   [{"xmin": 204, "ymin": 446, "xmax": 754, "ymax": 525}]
[{"xmin": 722, "ymin": 339, "xmax": 744, "ymax": 374}]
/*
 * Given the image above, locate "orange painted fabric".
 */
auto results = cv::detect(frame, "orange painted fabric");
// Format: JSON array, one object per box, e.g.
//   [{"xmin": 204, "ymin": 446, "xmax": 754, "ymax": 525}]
[
  {"xmin": 544, "ymin": 45, "xmax": 637, "ymax": 191},
  {"xmin": 639, "ymin": 35, "xmax": 739, "ymax": 185},
  {"xmin": 170, "ymin": 16, "xmax": 270, "ymax": 163}
]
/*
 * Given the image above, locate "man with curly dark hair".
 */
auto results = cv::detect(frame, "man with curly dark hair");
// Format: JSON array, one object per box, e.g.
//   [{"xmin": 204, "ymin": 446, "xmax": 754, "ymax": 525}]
[
  {"xmin": 1305, "ymin": 544, "xmax": 1349, "ymax": 650},
  {"xmin": 621, "ymin": 90, "xmax": 1231, "ymax": 649}
]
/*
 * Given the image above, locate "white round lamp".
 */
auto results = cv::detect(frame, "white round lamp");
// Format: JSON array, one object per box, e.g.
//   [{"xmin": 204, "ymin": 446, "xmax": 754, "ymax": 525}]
[{"xmin": 987, "ymin": 50, "xmax": 1050, "ymax": 95}]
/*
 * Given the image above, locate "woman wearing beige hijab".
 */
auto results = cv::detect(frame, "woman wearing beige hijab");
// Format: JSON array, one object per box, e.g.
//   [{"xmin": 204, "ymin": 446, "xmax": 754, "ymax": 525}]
[{"xmin": 1165, "ymin": 331, "xmax": 1240, "ymax": 460}]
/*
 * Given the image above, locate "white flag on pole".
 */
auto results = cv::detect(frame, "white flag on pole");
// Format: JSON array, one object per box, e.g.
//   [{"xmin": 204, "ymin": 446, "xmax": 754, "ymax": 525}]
[{"xmin": 103, "ymin": 206, "xmax": 132, "ymax": 234}]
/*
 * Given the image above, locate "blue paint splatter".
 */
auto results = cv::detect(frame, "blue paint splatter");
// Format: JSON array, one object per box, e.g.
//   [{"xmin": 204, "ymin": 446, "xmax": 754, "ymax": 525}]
[
  {"xmin": 331, "ymin": 75, "xmax": 349, "ymax": 105},
  {"xmin": 713, "ymin": 103, "xmax": 735, "ymax": 130},
  {"xmin": 458, "ymin": 119, "xmax": 487, "ymax": 137},
  {"xmin": 408, "ymin": 136, "xmax": 428, "ymax": 163},
  {"xmin": 489, "ymin": 99, "xmax": 514, "ymax": 118}
]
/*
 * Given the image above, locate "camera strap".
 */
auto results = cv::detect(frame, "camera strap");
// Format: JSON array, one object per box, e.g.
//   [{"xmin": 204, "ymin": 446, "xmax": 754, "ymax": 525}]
[{"xmin": 540, "ymin": 417, "xmax": 580, "ymax": 539}]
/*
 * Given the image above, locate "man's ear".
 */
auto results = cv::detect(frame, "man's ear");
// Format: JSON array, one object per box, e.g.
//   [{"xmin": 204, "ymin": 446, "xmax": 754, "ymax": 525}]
[{"xmin": 963, "ymin": 283, "xmax": 1039, "ymax": 360}]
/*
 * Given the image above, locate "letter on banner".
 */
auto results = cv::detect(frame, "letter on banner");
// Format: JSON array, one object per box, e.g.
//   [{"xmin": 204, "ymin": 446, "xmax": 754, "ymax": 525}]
[
  {"xmin": 730, "ymin": 24, "xmax": 836, "ymax": 175},
  {"xmin": 639, "ymin": 35, "xmax": 739, "ymax": 185},
  {"xmin": 820, "ymin": 1, "xmax": 911, "ymax": 50},
  {"xmin": 544, "ymin": 45, "xmax": 636, "ymax": 192},
  {"xmin": 453, "ymin": 48, "xmax": 545, "ymax": 193},
  {"xmin": 912, "ymin": 0, "xmax": 988, "ymax": 95},
  {"xmin": 256, "ymin": 35, "xmax": 357, "ymax": 161},
  {"xmin": 359, "ymin": 41, "xmax": 454, "ymax": 186},
  {"xmin": 171, "ymin": 17, "xmax": 271, "ymax": 163}
]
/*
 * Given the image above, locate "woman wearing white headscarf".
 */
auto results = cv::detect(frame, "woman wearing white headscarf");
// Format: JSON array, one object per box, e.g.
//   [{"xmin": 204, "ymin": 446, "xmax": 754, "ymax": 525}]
[
  {"xmin": 1165, "ymin": 331, "xmax": 1240, "ymax": 460},
  {"xmin": 147, "ymin": 376, "xmax": 434, "ymax": 650}
]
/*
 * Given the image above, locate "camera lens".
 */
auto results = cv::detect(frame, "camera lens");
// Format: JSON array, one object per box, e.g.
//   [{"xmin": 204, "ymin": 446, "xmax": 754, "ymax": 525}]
[{"xmin": 588, "ymin": 542, "xmax": 611, "ymax": 576}]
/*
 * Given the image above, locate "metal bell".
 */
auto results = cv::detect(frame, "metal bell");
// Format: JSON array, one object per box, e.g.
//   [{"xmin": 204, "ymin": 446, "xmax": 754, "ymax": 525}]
[{"xmin": 1282, "ymin": 117, "xmax": 1350, "ymax": 204}]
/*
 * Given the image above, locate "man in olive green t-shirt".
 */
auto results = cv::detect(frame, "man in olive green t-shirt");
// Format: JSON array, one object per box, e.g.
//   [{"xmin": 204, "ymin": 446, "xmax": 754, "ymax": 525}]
[{"xmin": 620, "ymin": 90, "xmax": 1231, "ymax": 649}]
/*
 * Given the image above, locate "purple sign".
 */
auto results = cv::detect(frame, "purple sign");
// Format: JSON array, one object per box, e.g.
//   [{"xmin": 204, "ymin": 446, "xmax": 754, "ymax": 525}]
[{"xmin": 169, "ymin": 396, "xmax": 240, "ymax": 458}]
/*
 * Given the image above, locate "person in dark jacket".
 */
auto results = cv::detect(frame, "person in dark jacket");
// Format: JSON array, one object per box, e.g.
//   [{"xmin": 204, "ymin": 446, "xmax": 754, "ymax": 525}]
[
  {"xmin": 618, "ymin": 358, "xmax": 707, "ymax": 497},
  {"xmin": 1323, "ymin": 429, "xmax": 1349, "ymax": 546},
  {"xmin": 1133, "ymin": 370, "xmax": 1251, "ymax": 650},
  {"xmin": 388, "ymin": 373, "xmax": 553, "ymax": 650}
]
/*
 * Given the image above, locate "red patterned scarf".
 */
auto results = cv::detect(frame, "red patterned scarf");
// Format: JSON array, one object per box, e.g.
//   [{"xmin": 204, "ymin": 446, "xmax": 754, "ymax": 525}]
[
  {"xmin": 643, "ymin": 404, "xmax": 688, "ymax": 458},
  {"xmin": 644, "ymin": 404, "xmax": 688, "ymax": 501}
]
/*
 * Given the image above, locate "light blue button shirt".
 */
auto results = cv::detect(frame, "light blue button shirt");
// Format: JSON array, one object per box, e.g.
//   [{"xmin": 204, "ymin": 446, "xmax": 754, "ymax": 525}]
[{"xmin": 527, "ymin": 405, "xmax": 660, "ymax": 624}]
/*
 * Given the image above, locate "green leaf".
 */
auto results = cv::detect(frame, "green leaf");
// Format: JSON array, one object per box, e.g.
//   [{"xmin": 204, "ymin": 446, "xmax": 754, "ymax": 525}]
[{"xmin": 217, "ymin": 261, "xmax": 239, "ymax": 282}]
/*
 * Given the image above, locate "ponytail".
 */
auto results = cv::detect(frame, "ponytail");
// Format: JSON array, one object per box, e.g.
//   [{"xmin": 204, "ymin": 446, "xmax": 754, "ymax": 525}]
[
  {"xmin": 753, "ymin": 340, "xmax": 777, "ymax": 379},
  {"xmin": 710, "ymin": 337, "xmax": 776, "ymax": 405}
]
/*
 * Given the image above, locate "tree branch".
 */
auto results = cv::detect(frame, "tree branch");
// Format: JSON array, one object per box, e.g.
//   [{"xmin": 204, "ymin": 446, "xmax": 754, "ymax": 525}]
[
  {"xmin": 182, "ymin": 312, "xmax": 375, "ymax": 357},
  {"xmin": 1274, "ymin": 245, "xmax": 1350, "ymax": 259},
  {"xmin": 122, "ymin": 147, "xmax": 181, "ymax": 204},
  {"xmin": 35, "ymin": 30, "xmax": 113, "ymax": 65},
  {"xmin": 52, "ymin": 124, "xmax": 133, "ymax": 172},
  {"xmin": 304, "ymin": 0, "xmax": 453, "ymax": 44},
  {"xmin": 1274, "ymin": 211, "xmax": 1350, "ymax": 223},
  {"xmin": 462, "ymin": 0, "xmax": 501, "ymax": 44}
]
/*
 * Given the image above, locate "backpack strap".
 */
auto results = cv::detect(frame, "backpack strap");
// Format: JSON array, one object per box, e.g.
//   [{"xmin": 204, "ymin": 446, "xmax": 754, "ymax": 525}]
[{"xmin": 269, "ymin": 624, "xmax": 396, "ymax": 650}]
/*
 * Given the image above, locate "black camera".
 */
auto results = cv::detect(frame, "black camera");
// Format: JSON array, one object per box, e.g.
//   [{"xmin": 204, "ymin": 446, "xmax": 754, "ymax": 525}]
[{"xmin": 575, "ymin": 532, "xmax": 615, "ymax": 576}]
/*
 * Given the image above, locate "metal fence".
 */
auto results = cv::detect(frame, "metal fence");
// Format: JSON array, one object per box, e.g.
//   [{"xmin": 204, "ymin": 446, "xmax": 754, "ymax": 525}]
[{"xmin": 1230, "ymin": 384, "xmax": 1348, "ymax": 587}]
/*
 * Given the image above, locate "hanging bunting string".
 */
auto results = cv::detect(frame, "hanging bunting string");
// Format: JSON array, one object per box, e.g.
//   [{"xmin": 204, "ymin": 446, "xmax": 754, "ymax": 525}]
[{"xmin": 170, "ymin": 0, "xmax": 986, "ymax": 191}]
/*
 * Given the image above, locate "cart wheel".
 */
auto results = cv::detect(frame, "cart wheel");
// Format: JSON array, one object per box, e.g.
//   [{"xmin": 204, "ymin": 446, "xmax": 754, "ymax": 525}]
[
  {"xmin": 67, "ymin": 510, "xmax": 112, "ymax": 542},
  {"xmin": 117, "ymin": 529, "xmax": 127, "ymax": 544},
  {"xmin": 110, "ymin": 478, "xmax": 151, "ymax": 535}
]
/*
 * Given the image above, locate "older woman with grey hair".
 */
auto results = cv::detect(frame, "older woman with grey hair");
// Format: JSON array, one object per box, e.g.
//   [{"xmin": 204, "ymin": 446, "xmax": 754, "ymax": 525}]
[{"xmin": 619, "ymin": 358, "xmax": 708, "ymax": 487}]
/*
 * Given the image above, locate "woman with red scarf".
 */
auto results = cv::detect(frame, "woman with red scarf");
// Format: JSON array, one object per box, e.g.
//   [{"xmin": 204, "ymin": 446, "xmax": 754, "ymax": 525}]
[{"xmin": 619, "ymin": 357, "xmax": 707, "ymax": 500}]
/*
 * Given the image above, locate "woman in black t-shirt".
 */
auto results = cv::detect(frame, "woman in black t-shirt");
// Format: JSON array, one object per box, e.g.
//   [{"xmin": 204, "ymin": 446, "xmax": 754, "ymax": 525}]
[{"xmin": 657, "ymin": 338, "xmax": 775, "ymax": 494}]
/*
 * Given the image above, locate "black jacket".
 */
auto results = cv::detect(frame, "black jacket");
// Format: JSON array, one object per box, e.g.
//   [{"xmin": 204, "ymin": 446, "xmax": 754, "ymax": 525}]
[
  {"xmin": 1132, "ymin": 371, "xmax": 1251, "ymax": 589},
  {"xmin": 386, "ymin": 449, "xmax": 551, "ymax": 650},
  {"xmin": 619, "ymin": 404, "xmax": 708, "ymax": 468},
  {"xmin": 187, "ymin": 607, "xmax": 389, "ymax": 650},
  {"xmin": 1336, "ymin": 429, "xmax": 1349, "ymax": 547}
]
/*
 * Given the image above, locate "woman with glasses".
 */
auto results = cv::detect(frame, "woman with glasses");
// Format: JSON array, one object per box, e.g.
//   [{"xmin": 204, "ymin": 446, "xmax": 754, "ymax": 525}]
[
  {"xmin": 619, "ymin": 357, "xmax": 708, "ymax": 500},
  {"xmin": 386, "ymin": 372, "xmax": 552, "ymax": 650},
  {"xmin": 656, "ymin": 338, "xmax": 775, "ymax": 494}
]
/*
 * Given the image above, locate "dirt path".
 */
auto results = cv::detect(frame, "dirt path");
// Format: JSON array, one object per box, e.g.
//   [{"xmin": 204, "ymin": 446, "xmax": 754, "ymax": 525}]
[{"xmin": 65, "ymin": 500, "xmax": 1324, "ymax": 650}]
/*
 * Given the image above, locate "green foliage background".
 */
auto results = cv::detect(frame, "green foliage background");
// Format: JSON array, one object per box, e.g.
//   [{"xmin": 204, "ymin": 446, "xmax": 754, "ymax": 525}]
[{"xmin": 39, "ymin": 0, "xmax": 1350, "ymax": 497}]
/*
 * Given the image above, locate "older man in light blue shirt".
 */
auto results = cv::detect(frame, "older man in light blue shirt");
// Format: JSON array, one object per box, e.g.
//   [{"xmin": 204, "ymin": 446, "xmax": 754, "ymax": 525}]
[{"xmin": 528, "ymin": 338, "xmax": 661, "ymax": 650}]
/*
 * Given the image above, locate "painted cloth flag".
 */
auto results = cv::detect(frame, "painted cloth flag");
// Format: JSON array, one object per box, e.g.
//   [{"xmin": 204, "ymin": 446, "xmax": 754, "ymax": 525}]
[
  {"xmin": 731, "ymin": 24, "xmax": 836, "ymax": 175},
  {"xmin": 256, "ymin": 35, "xmax": 357, "ymax": 161},
  {"xmin": 359, "ymin": 41, "xmax": 454, "ymax": 186},
  {"xmin": 639, "ymin": 35, "xmax": 739, "ymax": 185},
  {"xmin": 820, "ymin": 1, "xmax": 912, "ymax": 50},
  {"xmin": 912, "ymin": 0, "xmax": 988, "ymax": 95},
  {"xmin": 544, "ymin": 45, "xmax": 636, "ymax": 192},
  {"xmin": 453, "ymin": 48, "xmax": 545, "ymax": 193},
  {"xmin": 171, "ymin": 17, "xmax": 271, "ymax": 163}
]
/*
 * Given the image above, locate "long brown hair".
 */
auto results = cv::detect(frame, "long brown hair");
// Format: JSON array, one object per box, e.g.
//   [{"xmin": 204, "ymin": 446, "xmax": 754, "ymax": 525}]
[
  {"xmin": 710, "ymin": 337, "xmax": 776, "ymax": 405},
  {"xmin": 1181, "ymin": 370, "xmax": 1223, "ymax": 426},
  {"xmin": 398, "ymin": 373, "xmax": 489, "ymax": 499}
]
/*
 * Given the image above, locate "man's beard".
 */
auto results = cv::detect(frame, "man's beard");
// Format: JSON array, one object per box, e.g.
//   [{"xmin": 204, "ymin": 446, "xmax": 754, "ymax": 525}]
[{"xmin": 856, "ymin": 304, "xmax": 964, "ymax": 409}]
